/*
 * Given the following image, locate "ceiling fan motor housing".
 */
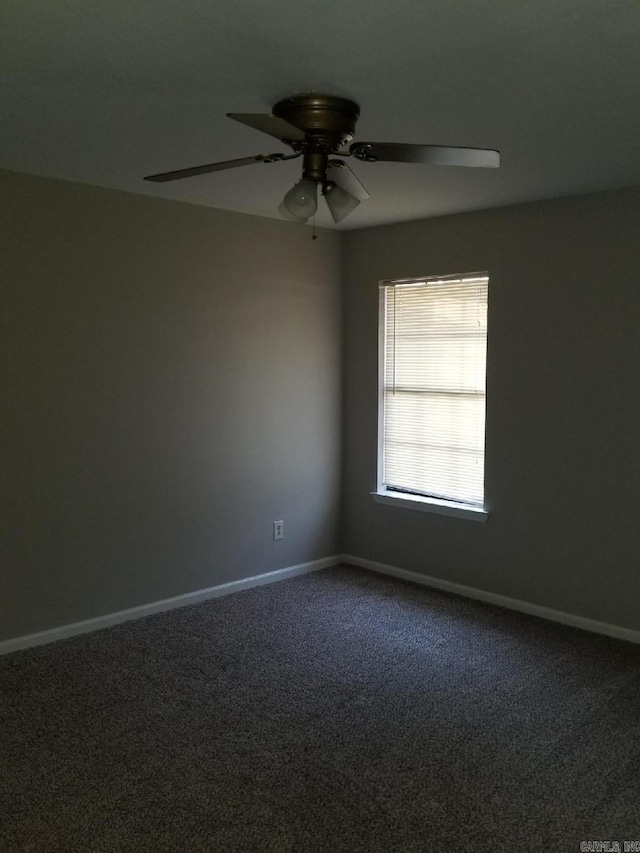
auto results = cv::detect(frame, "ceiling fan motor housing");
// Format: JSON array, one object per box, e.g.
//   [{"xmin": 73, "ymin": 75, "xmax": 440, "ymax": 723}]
[{"xmin": 273, "ymin": 94, "xmax": 360, "ymax": 182}]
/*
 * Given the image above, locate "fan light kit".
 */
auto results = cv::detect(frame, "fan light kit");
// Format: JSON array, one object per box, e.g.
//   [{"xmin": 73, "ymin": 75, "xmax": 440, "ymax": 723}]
[{"xmin": 145, "ymin": 94, "xmax": 500, "ymax": 225}]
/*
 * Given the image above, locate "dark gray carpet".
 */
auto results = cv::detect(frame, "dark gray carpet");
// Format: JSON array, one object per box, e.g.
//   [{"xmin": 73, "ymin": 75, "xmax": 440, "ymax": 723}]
[{"xmin": 2, "ymin": 566, "xmax": 640, "ymax": 852}]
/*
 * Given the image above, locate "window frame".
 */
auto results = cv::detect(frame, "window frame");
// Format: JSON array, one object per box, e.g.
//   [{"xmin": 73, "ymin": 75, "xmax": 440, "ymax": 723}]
[{"xmin": 373, "ymin": 273, "xmax": 489, "ymax": 523}]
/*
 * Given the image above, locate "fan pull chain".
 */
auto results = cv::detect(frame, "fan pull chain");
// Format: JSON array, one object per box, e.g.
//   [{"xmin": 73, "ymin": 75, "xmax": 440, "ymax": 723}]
[{"xmin": 312, "ymin": 214, "xmax": 317, "ymax": 240}]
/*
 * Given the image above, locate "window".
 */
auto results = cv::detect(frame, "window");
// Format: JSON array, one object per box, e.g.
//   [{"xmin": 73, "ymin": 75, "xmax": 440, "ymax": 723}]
[{"xmin": 375, "ymin": 273, "xmax": 489, "ymax": 521}]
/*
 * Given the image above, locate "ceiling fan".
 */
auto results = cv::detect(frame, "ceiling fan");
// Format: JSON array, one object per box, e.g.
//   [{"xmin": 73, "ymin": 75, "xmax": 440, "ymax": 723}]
[{"xmin": 144, "ymin": 94, "xmax": 500, "ymax": 224}]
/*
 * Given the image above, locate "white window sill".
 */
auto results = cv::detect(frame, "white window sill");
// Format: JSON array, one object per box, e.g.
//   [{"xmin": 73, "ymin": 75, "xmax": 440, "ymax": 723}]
[{"xmin": 371, "ymin": 490, "xmax": 489, "ymax": 522}]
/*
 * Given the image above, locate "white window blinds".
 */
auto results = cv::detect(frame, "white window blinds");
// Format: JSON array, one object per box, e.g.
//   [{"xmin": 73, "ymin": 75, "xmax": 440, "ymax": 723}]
[{"xmin": 381, "ymin": 274, "xmax": 488, "ymax": 506}]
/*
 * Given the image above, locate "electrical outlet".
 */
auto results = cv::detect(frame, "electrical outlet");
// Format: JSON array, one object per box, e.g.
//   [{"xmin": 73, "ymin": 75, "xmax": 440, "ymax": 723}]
[{"xmin": 273, "ymin": 520, "xmax": 284, "ymax": 541}]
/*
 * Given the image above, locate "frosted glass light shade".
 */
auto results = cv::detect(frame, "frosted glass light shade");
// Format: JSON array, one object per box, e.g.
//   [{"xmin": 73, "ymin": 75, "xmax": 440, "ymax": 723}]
[
  {"xmin": 282, "ymin": 177, "xmax": 318, "ymax": 220},
  {"xmin": 323, "ymin": 181, "xmax": 360, "ymax": 223},
  {"xmin": 278, "ymin": 202, "xmax": 308, "ymax": 223}
]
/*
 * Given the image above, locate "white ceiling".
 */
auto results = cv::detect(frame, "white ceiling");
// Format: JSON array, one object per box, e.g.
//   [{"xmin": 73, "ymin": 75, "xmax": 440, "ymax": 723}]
[{"xmin": 2, "ymin": 0, "xmax": 639, "ymax": 230}]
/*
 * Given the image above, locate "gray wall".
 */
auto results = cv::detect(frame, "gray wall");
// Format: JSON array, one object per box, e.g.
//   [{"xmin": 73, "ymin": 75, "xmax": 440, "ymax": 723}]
[
  {"xmin": 1, "ymin": 170, "xmax": 342, "ymax": 640},
  {"xmin": 342, "ymin": 188, "xmax": 640, "ymax": 631},
  {"xmin": 4, "ymin": 171, "xmax": 639, "ymax": 643}
]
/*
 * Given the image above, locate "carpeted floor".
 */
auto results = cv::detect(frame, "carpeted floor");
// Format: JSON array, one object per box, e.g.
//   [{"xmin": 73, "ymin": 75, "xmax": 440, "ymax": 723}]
[{"xmin": 2, "ymin": 565, "xmax": 640, "ymax": 852}]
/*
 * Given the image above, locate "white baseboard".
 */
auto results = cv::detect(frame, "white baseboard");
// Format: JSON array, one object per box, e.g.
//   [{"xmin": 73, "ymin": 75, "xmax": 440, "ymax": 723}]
[
  {"xmin": 6, "ymin": 553, "xmax": 638, "ymax": 656},
  {"xmin": 343, "ymin": 554, "xmax": 640, "ymax": 646},
  {"xmin": 0, "ymin": 555, "xmax": 341, "ymax": 656}
]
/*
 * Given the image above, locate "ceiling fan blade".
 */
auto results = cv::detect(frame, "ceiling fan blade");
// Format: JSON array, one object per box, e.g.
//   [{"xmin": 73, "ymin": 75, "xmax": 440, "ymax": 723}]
[
  {"xmin": 327, "ymin": 160, "xmax": 370, "ymax": 200},
  {"xmin": 351, "ymin": 142, "xmax": 500, "ymax": 168},
  {"xmin": 227, "ymin": 113, "xmax": 306, "ymax": 143},
  {"xmin": 144, "ymin": 152, "xmax": 289, "ymax": 183}
]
